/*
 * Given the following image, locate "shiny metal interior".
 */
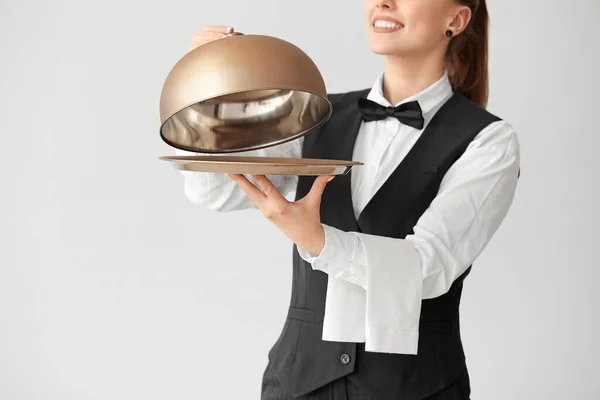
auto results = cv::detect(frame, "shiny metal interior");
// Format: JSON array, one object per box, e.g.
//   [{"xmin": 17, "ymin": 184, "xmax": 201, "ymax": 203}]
[{"xmin": 160, "ymin": 88, "xmax": 331, "ymax": 153}]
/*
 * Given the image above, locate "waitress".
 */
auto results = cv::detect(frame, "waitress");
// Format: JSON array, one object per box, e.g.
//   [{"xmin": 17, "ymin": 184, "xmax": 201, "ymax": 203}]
[{"xmin": 180, "ymin": 0, "xmax": 520, "ymax": 398}]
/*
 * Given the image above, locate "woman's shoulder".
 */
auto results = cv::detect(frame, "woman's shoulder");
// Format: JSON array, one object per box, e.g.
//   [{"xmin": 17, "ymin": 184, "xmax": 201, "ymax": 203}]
[{"xmin": 452, "ymin": 92, "xmax": 519, "ymax": 137}]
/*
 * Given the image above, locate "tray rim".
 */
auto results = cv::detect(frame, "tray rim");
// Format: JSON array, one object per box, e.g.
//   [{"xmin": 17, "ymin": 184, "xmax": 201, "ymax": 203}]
[{"xmin": 159, "ymin": 155, "xmax": 364, "ymax": 167}]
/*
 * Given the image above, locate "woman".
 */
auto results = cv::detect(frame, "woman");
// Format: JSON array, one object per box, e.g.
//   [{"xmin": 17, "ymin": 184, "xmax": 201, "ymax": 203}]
[{"xmin": 180, "ymin": 0, "xmax": 520, "ymax": 398}]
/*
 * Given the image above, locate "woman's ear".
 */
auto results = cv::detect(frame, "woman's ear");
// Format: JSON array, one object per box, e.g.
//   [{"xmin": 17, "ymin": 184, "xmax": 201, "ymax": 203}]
[{"xmin": 447, "ymin": 5, "xmax": 472, "ymax": 36}]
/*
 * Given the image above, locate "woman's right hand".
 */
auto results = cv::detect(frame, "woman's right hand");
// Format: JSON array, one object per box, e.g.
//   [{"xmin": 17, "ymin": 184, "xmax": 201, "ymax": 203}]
[
  {"xmin": 187, "ymin": 26, "xmax": 235, "ymax": 53},
  {"xmin": 178, "ymin": 25, "xmax": 303, "ymax": 211}
]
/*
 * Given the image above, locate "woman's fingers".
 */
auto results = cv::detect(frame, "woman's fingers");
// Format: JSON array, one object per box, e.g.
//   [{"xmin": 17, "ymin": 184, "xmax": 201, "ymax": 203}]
[
  {"xmin": 187, "ymin": 26, "xmax": 234, "ymax": 52},
  {"xmin": 228, "ymin": 174, "xmax": 267, "ymax": 208},
  {"xmin": 203, "ymin": 26, "xmax": 234, "ymax": 34},
  {"xmin": 252, "ymin": 175, "xmax": 290, "ymax": 218},
  {"xmin": 227, "ymin": 174, "xmax": 291, "ymax": 219},
  {"xmin": 252, "ymin": 175, "xmax": 283, "ymax": 199},
  {"xmin": 187, "ymin": 32, "xmax": 223, "ymax": 51}
]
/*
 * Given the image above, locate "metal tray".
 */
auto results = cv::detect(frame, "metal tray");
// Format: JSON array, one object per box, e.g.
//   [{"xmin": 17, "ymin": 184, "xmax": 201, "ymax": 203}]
[{"xmin": 160, "ymin": 155, "xmax": 362, "ymax": 176}]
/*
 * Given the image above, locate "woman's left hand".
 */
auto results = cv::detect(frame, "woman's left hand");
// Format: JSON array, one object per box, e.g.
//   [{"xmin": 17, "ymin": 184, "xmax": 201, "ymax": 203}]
[{"xmin": 227, "ymin": 174, "xmax": 335, "ymax": 256}]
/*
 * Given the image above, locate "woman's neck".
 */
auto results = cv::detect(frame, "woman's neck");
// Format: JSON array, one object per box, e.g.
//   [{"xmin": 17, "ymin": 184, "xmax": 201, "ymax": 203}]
[{"xmin": 382, "ymin": 51, "xmax": 446, "ymax": 105}]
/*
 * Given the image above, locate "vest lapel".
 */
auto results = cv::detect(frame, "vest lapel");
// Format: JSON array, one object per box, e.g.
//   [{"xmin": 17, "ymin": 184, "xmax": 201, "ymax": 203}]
[
  {"xmin": 315, "ymin": 90, "xmax": 368, "ymax": 233},
  {"xmin": 355, "ymin": 92, "xmax": 461, "ymax": 226}
]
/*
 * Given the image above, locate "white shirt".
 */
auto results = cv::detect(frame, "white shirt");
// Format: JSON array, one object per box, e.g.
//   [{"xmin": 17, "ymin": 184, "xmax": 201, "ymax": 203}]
[{"xmin": 175, "ymin": 72, "xmax": 521, "ymax": 354}]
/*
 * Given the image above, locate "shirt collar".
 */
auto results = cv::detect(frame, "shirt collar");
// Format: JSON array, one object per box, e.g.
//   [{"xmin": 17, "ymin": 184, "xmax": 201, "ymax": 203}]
[{"xmin": 366, "ymin": 72, "xmax": 453, "ymax": 116}]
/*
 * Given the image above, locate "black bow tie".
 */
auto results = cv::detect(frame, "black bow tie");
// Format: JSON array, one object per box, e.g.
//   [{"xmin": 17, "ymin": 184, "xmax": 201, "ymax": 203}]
[{"xmin": 357, "ymin": 98, "xmax": 425, "ymax": 130}]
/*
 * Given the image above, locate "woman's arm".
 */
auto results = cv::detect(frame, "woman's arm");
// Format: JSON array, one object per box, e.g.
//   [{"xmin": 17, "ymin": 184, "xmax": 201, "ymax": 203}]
[
  {"xmin": 297, "ymin": 119, "xmax": 520, "ymax": 353},
  {"xmin": 297, "ymin": 119, "xmax": 521, "ymax": 298},
  {"xmin": 175, "ymin": 137, "xmax": 303, "ymax": 211}
]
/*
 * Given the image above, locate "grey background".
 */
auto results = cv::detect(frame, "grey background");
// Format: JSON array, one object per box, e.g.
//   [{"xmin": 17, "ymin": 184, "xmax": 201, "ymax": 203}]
[{"xmin": 1, "ymin": 0, "xmax": 598, "ymax": 399}]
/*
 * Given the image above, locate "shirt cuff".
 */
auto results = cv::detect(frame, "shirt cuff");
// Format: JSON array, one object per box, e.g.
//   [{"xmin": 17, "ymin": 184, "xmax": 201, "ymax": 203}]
[
  {"xmin": 296, "ymin": 224, "xmax": 356, "ymax": 263},
  {"xmin": 296, "ymin": 224, "xmax": 367, "ymax": 289}
]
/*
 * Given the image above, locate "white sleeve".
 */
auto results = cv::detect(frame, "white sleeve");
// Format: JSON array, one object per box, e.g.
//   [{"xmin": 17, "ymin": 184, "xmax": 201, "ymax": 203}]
[{"xmin": 173, "ymin": 137, "xmax": 303, "ymax": 211}]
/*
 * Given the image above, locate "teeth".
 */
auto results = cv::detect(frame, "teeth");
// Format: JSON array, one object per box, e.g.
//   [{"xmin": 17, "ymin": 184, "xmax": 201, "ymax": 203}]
[{"xmin": 374, "ymin": 20, "xmax": 401, "ymax": 29}]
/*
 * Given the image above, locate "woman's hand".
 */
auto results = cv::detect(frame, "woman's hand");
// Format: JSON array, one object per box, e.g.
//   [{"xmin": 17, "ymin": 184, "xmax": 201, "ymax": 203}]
[
  {"xmin": 227, "ymin": 174, "xmax": 335, "ymax": 256},
  {"xmin": 187, "ymin": 25, "xmax": 235, "ymax": 53}
]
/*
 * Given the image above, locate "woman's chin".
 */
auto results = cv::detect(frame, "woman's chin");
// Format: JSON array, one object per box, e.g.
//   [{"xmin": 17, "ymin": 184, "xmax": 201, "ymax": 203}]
[{"xmin": 368, "ymin": 44, "xmax": 410, "ymax": 57}]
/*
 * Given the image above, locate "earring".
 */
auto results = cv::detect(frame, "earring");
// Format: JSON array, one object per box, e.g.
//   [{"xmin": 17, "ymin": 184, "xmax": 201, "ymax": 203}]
[{"xmin": 445, "ymin": 30, "xmax": 453, "ymax": 37}]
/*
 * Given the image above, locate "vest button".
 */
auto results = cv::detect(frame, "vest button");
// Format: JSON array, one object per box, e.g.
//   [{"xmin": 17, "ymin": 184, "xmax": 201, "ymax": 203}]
[{"xmin": 340, "ymin": 353, "xmax": 351, "ymax": 365}]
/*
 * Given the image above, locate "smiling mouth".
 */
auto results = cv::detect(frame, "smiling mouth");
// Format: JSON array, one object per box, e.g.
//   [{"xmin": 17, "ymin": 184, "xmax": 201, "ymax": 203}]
[{"xmin": 372, "ymin": 19, "xmax": 404, "ymax": 32}]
